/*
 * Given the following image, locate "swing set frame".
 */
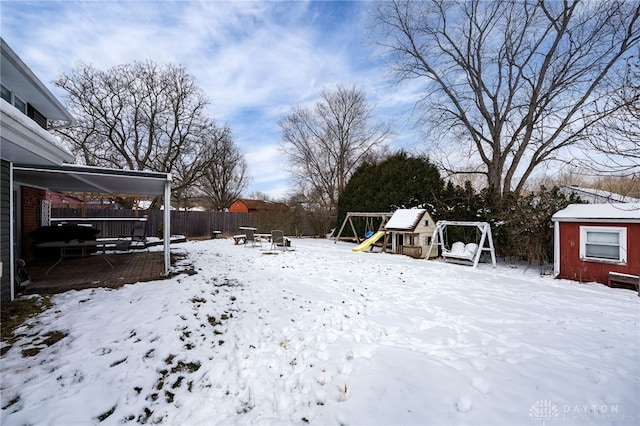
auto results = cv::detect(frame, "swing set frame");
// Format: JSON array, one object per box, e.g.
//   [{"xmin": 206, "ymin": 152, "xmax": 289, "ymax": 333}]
[
  {"xmin": 427, "ymin": 220, "xmax": 497, "ymax": 268},
  {"xmin": 333, "ymin": 212, "xmax": 393, "ymax": 244}
]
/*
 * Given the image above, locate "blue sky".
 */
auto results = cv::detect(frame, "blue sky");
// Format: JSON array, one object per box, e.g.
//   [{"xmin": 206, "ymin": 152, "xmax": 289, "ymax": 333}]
[{"xmin": 1, "ymin": 0, "xmax": 422, "ymax": 199}]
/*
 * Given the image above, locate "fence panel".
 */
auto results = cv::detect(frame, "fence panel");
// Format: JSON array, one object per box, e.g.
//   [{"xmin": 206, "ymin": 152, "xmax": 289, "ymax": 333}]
[{"xmin": 51, "ymin": 209, "xmax": 261, "ymax": 239}]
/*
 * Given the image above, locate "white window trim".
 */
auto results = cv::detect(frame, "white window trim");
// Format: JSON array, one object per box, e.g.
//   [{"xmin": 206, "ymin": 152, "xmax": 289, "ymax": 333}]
[
  {"xmin": 14, "ymin": 94, "xmax": 27, "ymax": 114},
  {"xmin": 1, "ymin": 84, "xmax": 27, "ymax": 115},
  {"xmin": 1, "ymin": 83, "xmax": 12, "ymax": 103},
  {"xmin": 579, "ymin": 225, "xmax": 627, "ymax": 265}
]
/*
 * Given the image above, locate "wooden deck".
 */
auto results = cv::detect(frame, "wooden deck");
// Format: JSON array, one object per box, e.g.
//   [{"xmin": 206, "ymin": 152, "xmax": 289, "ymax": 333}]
[{"xmin": 20, "ymin": 251, "xmax": 168, "ymax": 295}]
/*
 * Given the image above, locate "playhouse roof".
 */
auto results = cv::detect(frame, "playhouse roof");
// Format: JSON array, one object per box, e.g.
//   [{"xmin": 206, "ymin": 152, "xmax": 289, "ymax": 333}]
[
  {"xmin": 385, "ymin": 209, "xmax": 428, "ymax": 231},
  {"xmin": 552, "ymin": 203, "xmax": 640, "ymax": 222}
]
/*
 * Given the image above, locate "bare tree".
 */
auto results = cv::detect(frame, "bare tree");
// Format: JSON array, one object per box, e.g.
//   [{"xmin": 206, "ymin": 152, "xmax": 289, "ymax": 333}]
[
  {"xmin": 53, "ymin": 61, "xmax": 236, "ymax": 206},
  {"xmin": 279, "ymin": 84, "xmax": 391, "ymax": 212},
  {"xmin": 375, "ymin": 0, "xmax": 640, "ymax": 197},
  {"xmin": 197, "ymin": 129, "xmax": 249, "ymax": 211},
  {"xmin": 585, "ymin": 54, "xmax": 640, "ymax": 176}
]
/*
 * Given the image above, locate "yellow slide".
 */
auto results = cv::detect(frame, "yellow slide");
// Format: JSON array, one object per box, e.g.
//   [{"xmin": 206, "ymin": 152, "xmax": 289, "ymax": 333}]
[{"xmin": 352, "ymin": 231, "xmax": 386, "ymax": 252}]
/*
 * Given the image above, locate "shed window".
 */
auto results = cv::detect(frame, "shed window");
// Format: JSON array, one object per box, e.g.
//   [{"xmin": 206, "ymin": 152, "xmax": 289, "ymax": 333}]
[{"xmin": 580, "ymin": 226, "xmax": 627, "ymax": 264}]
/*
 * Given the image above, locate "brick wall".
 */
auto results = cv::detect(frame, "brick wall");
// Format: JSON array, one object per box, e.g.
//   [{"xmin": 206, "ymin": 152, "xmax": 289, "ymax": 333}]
[{"xmin": 21, "ymin": 186, "xmax": 46, "ymax": 260}]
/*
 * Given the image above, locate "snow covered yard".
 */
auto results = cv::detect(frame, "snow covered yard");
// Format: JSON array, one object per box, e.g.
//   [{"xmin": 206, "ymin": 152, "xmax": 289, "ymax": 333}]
[{"xmin": 1, "ymin": 238, "xmax": 638, "ymax": 426}]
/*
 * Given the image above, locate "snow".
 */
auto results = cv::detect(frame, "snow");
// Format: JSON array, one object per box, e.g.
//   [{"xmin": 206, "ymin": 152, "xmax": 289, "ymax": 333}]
[
  {"xmin": 562, "ymin": 186, "xmax": 640, "ymax": 204},
  {"xmin": 1, "ymin": 238, "xmax": 639, "ymax": 425},
  {"xmin": 0, "ymin": 98, "xmax": 73, "ymax": 157},
  {"xmin": 553, "ymin": 203, "xmax": 640, "ymax": 221},
  {"xmin": 385, "ymin": 209, "xmax": 426, "ymax": 230}
]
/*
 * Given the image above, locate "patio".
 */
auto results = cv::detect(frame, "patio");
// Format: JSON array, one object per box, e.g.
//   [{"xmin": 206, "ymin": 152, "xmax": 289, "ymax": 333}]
[{"xmin": 20, "ymin": 251, "xmax": 168, "ymax": 295}]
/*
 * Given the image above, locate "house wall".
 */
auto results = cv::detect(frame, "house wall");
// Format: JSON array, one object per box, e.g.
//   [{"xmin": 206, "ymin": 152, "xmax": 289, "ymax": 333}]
[
  {"xmin": 20, "ymin": 186, "xmax": 47, "ymax": 260},
  {"xmin": 557, "ymin": 221, "xmax": 640, "ymax": 284},
  {"xmin": 1, "ymin": 160, "xmax": 11, "ymax": 302}
]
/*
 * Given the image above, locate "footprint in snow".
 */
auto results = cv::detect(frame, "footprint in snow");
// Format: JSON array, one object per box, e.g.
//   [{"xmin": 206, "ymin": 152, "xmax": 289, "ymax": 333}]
[
  {"xmin": 471, "ymin": 376, "xmax": 490, "ymax": 394},
  {"xmin": 456, "ymin": 394, "xmax": 472, "ymax": 412}
]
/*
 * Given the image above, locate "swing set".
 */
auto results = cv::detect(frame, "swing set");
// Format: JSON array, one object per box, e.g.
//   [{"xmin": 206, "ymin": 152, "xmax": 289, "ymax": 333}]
[
  {"xmin": 333, "ymin": 212, "xmax": 393, "ymax": 244},
  {"xmin": 427, "ymin": 221, "xmax": 497, "ymax": 268}
]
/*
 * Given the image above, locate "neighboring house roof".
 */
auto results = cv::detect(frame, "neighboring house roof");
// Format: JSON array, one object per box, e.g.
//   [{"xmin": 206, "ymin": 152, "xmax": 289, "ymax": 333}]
[
  {"xmin": 239, "ymin": 199, "xmax": 270, "ymax": 210},
  {"xmin": 231, "ymin": 199, "xmax": 287, "ymax": 212},
  {"xmin": 561, "ymin": 185, "xmax": 640, "ymax": 204},
  {"xmin": 385, "ymin": 209, "xmax": 428, "ymax": 232},
  {"xmin": 552, "ymin": 203, "xmax": 640, "ymax": 223},
  {"xmin": 46, "ymin": 191, "xmax": 83, "ymax": 205}
]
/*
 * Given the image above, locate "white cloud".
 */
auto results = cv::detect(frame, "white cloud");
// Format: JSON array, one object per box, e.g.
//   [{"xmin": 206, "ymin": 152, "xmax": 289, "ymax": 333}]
[{"xmin": 2, "ymin": 0, "xmax": 414, "ymax": 196}]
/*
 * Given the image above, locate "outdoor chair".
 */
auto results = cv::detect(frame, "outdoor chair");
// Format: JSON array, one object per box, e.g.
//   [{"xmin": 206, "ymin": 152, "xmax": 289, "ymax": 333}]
[
  {"xmin": 270, "ymin": 230, "xmax": 288, "ymax": 251},
  {"xmin": 131, "ymin": 222, "xmax": 149, "ymax": 250},
  {"xmin": 114, "ymin": 238, "xmax": 132, "ymax": 252},
  {"xmin": 118, "ymin": 222, "xmax": 149, "ymax": 251},
  {"xmin": 244, "ymin": 228, "xmax": 262, "ymax": 248}
]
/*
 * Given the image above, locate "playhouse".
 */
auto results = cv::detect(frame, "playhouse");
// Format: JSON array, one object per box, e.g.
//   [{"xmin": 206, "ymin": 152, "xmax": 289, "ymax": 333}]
[
  {"xmin": 384, "ymin": 209, "xmax": 438, "ymax": 259},
  {"xmin": 552, "ymin": 203, "xmax": 640, "ymax": 289}
]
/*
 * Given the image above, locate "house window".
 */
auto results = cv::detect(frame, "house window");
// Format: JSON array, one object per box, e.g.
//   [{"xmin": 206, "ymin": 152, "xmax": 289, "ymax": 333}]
[
  {"xmin": 579, "ymin": 226, "xmax": 627, "ymax": 264},
  {"xmin": 14, "ymin": 95, "xmax": 27, "ymax": 114},
  {"xmin": 1, "ymin": 84, "xmax": 27, "ymax": 114},
  {"xmin": 1, "ymin": 84, "xmax": 12, "ymax": 103}
]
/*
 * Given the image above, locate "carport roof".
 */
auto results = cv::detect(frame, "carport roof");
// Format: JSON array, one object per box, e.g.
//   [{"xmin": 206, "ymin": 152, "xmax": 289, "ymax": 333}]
[{"xmin": 13, "ymin": 164, "xmax": 171, "ymax": 196}]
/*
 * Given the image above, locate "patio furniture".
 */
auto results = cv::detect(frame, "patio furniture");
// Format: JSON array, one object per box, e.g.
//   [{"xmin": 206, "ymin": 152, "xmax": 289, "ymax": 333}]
[
  {"xmin": 243, "ymin": 228, "xmax": 262, "ymax": 248},
  {"xmin": 131, "ymin": 222, "xmax": 148, "ymax": 250},
  {"xmin": 442, "ymin": 242, "xmax": 479, "ymax": 262},
  {"xmin": 118, "ymin": 222, "xmax": 149, "ymax": 251},
  {"xmin": 36, "ymin": 239, "xmax": 114, "ymax": 275},
  {"xmin": 30, "ymin": 225, "xmax": 101, "ymax": 260},
  {"xmin": 270, "ymin": 230, "xmax": 290, "ymax": 251}
]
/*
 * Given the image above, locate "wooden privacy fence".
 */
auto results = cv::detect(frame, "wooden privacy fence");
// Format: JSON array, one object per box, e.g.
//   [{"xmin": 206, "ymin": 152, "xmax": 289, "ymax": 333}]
[
  {"xmin": 50, "ymin": 209, "xmax": 320, "ymax": 239},
  {"xmin": 51, "ymin": 209, "xmax": 259, "ymax": 239},
  {"xmin": 165, "ymin": 211, "xmax": 257, "ymax": 238}
]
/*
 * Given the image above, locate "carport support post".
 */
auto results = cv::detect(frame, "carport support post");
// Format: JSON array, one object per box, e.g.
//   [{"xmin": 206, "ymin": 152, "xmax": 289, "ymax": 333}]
[
  {"xmin": 163, "ymin": 179, "xmax": 171, "ymax": 275},
  {"xmin": 9, "ymin": 162, "xmax": 15, "ymax": 301}
]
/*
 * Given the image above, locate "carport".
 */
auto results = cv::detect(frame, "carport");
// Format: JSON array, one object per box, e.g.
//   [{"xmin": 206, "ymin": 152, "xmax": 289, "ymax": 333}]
[{"xmin": 9, "ymin": 163, "xmax": 172, "ymax": 300}]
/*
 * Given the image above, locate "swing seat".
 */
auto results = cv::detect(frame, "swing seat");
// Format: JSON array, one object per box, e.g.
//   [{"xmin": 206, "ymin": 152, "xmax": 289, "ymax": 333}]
[{"xmin": 442, "ymin": 242, "xmax": 478, "ymax": 261}]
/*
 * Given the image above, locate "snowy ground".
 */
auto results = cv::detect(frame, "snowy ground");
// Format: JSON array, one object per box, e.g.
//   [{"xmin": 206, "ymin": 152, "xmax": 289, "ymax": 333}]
[{"xmin": 1, "ymin": 238, "xmax": 639, "ymax": 426}]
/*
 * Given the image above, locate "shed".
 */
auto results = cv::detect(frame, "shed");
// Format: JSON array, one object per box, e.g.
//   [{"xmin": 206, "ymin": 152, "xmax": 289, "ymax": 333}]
[
  {"xmin": 552, "ymin": 203, "xmax": 640, "ymax": 288},
  {"xmin": 229, "ymin": 199, "xmax": 268, "ymax": 213},
  {"xmin": 384, "ymin": 209, "xmax": 437, "ymax": 259},
  {"xmin": 228, "ymin": 199, "xmax": 287, "ymax": 214}
]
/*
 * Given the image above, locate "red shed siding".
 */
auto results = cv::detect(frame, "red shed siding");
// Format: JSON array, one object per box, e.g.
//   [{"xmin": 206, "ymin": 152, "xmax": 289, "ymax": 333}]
[
  {"xmin": 229, "ymin": 200, "xmax": 249, "ymax": 213},
  {"xmin": 558, "ymin": 221, "xmax": 640, "ymax": 284}
]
